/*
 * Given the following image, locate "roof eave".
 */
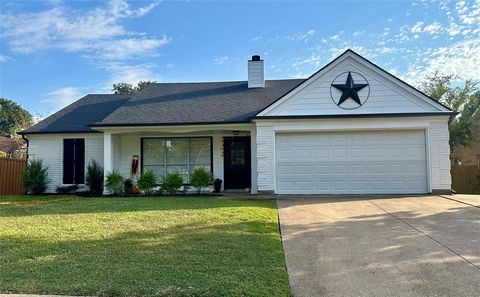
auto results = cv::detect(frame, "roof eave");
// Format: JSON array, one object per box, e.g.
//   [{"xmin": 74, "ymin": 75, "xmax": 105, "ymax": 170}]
[
  {"xmin": 252, "ymin": 112, "xmax": 456, "ymax": 120},
  {"xmin": 88, "ymin": 120, "xmax": 253, "ymax": 128},
  {"xmin": 18, "ymin": 130, "xmax": 101, "ymax": 135}
]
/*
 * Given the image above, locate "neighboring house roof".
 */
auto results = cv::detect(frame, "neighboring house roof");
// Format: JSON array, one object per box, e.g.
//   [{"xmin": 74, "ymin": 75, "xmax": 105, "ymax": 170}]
[
  {"xmin": 0, "ymin": 136, "xmax": 24, "ymax": 153},
  {"xmin": 21, "ymin": 94, "xmax": 131, "ymax": 134},
  {"xmin": 91, "ymin": 79, "xmax": 304, "ymax": 127}
]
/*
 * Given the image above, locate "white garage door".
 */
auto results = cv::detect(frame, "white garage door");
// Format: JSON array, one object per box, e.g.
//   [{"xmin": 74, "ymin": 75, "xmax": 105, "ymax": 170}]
[{"xmin": 275, "ymin": 130, "xmax": 428, "ymax": 194}]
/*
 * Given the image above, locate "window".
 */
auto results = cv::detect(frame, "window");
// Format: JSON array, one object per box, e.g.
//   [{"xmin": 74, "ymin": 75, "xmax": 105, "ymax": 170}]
[
  {"xmin": 63, "ymin": 138, "xmax": 85, "ymax": 184},
  {"xmin": 142, "ymin": 137, "xmax": 212, "ymax": 182}
]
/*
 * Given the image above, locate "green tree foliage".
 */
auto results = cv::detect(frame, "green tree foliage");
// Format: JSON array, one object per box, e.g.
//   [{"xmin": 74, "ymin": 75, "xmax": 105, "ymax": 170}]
[
  {"xmin": 0, "ymin": 98, "xmax": 33, "ymax": 135},
  {"xmin": 112, "ymin": 80, "xmax": 156, "ymax": 95},
  {"xmin": 162, "ymin": 172, "xmax": 184, "ymax": 195},
  {"xmin": 190, "ymin": 167, "xmax": 212, "ymax": 194},
  {"xmin": 419, "ymin": 72, "xmax": 480, "ymax": 148},
  {"xmin": 22, "ymin": 159, "xmax": 50, "ymax": 194},
  {"xmin": 86, "ymin": 159, "xmax": 104, "ymax": 194},
  {"xmin": 105, "ymin": 171, "xmax": 124, "ymax": 195},
  {"xmin": 137, "ymin": 171, "xmax": 157, "ymax": 195}
]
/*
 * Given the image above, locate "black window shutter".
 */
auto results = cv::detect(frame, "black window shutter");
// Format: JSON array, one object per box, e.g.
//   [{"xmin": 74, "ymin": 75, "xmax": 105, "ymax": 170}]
[
  {"xmin": 74, "ymin": 139, "xmax": 85, "ymax": 184},
  {"xmin": 63, "ymin": 139, "xmax": 75, "ymax": 184},
  {"xmin": 63, "ymin": 138, "xmax": 85, "ymax": 184}
]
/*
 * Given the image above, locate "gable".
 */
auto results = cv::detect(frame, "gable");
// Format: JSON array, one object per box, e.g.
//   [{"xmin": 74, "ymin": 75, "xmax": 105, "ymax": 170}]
[{"xmin": 257, "ymin": 51, "xmax": 452, "ymax": 117}]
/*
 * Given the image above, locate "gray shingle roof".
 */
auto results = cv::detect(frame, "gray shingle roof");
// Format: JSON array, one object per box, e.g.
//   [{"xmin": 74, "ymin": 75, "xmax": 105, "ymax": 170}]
[
  {"xmin": 21, "ymin": 94, "xmax": 131, "ymax": 134},
  {"xmin": 20, "ymin": 79, "xmax": 304, "ymax": 134},
  {"xmin": 92, "ymin": 79, "xmax": 304, "ymax": 126}
]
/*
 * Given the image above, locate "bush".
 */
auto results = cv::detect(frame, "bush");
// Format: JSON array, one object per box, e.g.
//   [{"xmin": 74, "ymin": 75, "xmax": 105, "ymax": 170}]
[
  {"xmin": 22, "ymin": 159, "xmax": 50, "ymax": 194},
  {"xmin": 162, "ymin": 172, "xmax": 183, "ymax": 195},
  {"xmin": 137, "ymin": 171, "xmax": 157, "ymax": 195},
  {"xmin": 85, "ymin": 159, "xmax": 103, "ymax": 194},
  {"xmin": 56, "ymin": 184, "xmax": 79, "ymax": 194},
  {"xmin": 124, "ymin": 178, "xmax": 133, "ymax": 194},
  {"xmin": 190, "ymin": 167, "xmax": 212, "ymax": 194},
  {"xmin": 105, "ymin": 171, "xmax": 124, "ymax": 194}
]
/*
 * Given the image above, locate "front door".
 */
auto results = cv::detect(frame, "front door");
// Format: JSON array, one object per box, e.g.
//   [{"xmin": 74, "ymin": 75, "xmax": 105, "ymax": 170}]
[{"xmin": 224, "ymin": 137, "xmax": 251, "ymax": 190}]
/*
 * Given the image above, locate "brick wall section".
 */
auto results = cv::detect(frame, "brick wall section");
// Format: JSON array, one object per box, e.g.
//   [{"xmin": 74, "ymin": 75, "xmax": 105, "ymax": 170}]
[
  {"xmin": 27, "ymin": 134, "xmax": 103, "ymax": 192},
  {"xmin": 429, "ymin": 120, "xmax": 452, "ymax": 191},
  {"xmin": 256, "ymin": 125, "xmax": 275, "ymax": 191}
]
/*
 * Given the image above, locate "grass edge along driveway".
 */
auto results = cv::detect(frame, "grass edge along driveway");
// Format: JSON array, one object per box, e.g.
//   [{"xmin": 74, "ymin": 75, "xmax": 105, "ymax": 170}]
[{"xmin": 0, "ymin": 195, "xmax": 289, "ymax": 297}]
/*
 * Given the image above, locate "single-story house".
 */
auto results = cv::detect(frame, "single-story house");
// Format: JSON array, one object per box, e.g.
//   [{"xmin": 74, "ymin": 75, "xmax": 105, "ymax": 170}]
[{"xmin": 20, "ymin": 50, "xmax": 454, "ymax": 195}]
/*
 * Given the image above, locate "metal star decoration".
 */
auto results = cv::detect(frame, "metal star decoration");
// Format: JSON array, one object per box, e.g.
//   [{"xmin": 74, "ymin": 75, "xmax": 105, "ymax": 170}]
[{"xmin": 331, "ymin": 72, "xmax": 369, "ymax": 106}]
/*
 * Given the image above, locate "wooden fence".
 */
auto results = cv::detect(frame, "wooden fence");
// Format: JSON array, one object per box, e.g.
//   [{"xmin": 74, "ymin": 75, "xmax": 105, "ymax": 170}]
[
  {"xmin": 0, "ymin": 157, "xmax": 27, "ymax": 195},
  {"xmin": 451, "ymin": 165, "xmax": 480, "ymax": 194}
]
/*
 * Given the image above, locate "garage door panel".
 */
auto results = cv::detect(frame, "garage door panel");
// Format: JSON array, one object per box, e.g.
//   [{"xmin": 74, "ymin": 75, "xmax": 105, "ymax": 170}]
[{"xmin": 275, "ymin": 130, "xmax": 427, "ymax": 194}]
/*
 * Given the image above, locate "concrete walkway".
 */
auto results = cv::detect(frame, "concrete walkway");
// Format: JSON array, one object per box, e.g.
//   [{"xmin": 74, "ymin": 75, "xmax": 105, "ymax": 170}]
[{"xmin": 277, "ymin": 195, "xmax": 480, "ymax": 297}]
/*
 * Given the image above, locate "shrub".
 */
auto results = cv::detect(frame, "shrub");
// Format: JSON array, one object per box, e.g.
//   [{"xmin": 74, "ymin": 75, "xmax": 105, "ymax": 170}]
[
  {"xmin": 56, "ymin": 184, "xmax": 79, "ymax": 194},
  {"xmin": 124, "ymin": 178, "xmax": 133, "ymax": 194},
  {"xmin": 162, "ymin": 172, "xmax": 183, "ymax": 195},
  {"xmin": 190, "ymin": 167, "xmax": 212, "ymax": 194},
  {"xmin": 85, "ymin": 159, "xmax": 103, "ymax": 194},
  {"xmin": 137, "ymin": 171, "xmax": 157, "ymax": 195},
  {"xmin": 105, "ymin": 171, "xmax": 124, "ymax": 194},
  {"xmin": 22, "ymin": 159, "xmax": 50, "ymax": 194}
]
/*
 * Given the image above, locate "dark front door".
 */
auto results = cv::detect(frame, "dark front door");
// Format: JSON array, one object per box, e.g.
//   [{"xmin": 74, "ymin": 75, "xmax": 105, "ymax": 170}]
[{"xmin": 224, "ymin": 137, "xmax": 251, "ymax": 190}]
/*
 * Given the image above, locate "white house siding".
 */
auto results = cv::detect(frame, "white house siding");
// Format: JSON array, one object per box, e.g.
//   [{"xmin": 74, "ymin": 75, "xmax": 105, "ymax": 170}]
[
  {"xmin": 255, "ymin": 116, "xmax": 451, "ymax": 193},
  {"xmin": 258, "ymin": 55, "xmax": 446, "ymax": 116},
  {"xmin": 114, "ymin": 135, "xmax": 141, "ymax": 177},
  {"xmin": 27, "ymin": 133, "xmax": 104, "ymax": 192}
]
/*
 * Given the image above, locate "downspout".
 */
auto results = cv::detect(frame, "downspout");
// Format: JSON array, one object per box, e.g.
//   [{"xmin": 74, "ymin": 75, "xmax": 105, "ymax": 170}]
[
  {"xmin": 21, "ymin": 133, "xmax": 29, "ymax": 161},
  {"xmin": 20, "ymin": 133, "xmax": 29, "ymax": 194}
]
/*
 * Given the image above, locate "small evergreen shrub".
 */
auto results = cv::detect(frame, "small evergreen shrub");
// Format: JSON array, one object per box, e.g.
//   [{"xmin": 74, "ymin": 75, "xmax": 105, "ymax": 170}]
[
  {"xmin": 137, "ymin": 171, "xmax": 157, "ymax": 195},
  {"xmin": 105, "ymin": 171, "xmax": 124, "ymax": 194},
  {"xmin": 162, "ymin": 172, "xmax": 183, "ymax": 195},
  {"xmin": 56, "ymin": 184, "xmax": 79, "ymax": 194},
  {"xmin": 22, "ymin": 159, "xmax": 50, "ymax": 194},
  {"xmin": 124, "ymin": 178, "xmax": 133, "ymax": 194},
  {"xmin": 190, "ymin": 167, "xmax": 212, "ymax": 194},
  {"xmin": 85, "ymin": 159, "xmax": 103, "ymax": 194}
]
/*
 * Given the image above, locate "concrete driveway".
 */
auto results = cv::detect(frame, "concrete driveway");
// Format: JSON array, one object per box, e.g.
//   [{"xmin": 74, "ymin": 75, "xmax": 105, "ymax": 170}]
[{"xmin": 277, "ymin": 195, "xmax": 480, "ymax": 297}]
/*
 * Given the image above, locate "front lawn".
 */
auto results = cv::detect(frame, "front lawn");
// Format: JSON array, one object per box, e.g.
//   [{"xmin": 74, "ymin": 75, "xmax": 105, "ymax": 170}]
[{"xmin": 0, "ymin": 196, "xmax": 289, "ymax": 297}]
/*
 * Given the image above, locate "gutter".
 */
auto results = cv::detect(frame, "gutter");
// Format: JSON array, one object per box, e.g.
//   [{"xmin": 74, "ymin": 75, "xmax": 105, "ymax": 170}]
[{"xmin": 21, "ymin": 133, "xmax": 29, "ymax": 161}]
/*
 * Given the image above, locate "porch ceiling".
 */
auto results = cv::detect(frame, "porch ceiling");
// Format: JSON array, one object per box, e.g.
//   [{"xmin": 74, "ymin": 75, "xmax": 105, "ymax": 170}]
[{"xmin": 95, "ymin": 123, "xmax": 254, "ymax": 135}]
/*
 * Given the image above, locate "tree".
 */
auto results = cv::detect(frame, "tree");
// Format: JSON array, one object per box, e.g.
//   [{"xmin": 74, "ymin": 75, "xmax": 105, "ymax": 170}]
[
  {"xmin": 112, "ymin": 80, "xmax": 156, "ymax": 95},
  {"xmin": 419, "ymin": 72, "xmax": 480, "ymax": 149},
  {"xmin": 0, "ymin": 98, "xmax": 33, "ymax": 136}
]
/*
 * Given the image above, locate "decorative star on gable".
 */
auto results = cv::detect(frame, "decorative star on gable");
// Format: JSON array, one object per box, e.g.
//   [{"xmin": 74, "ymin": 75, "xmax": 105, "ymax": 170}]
[{"xmin": 330, "ymin": 71, "xmax": 370, "ymax": 109}]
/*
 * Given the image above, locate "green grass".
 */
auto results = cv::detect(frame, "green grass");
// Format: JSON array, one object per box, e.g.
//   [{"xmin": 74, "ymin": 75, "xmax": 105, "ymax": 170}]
[{"xmin": 0, "ymin": 195, "xmax": 289, "ymax": 297}]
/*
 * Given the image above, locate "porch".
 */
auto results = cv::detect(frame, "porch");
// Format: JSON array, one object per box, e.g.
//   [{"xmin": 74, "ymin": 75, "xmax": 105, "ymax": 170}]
[{"xmin": 100, "ymin": 124, "xmax": 258, "ymax": 194}]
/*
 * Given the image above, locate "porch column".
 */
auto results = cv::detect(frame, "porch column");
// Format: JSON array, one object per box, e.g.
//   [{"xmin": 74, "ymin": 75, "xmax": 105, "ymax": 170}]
[
  {"xmin": 250, "ymin": 127, "xmax": 258, "ymax": 194},
  {"xmin": 103, "ymin": 132, "xmax": 113, "ymax": 195}
]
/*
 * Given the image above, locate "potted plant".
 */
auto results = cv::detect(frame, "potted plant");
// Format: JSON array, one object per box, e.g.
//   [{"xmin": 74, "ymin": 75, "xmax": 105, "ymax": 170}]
[{"xmin": 213, "ymin": 178, "xmax": 222, "ymax": 193}]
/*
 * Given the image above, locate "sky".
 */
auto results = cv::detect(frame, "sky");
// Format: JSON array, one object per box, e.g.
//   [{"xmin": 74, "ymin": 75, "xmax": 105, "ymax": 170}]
[{"xmin": 0, "ymin": 0, "xmax": 479, "ymax": 117}]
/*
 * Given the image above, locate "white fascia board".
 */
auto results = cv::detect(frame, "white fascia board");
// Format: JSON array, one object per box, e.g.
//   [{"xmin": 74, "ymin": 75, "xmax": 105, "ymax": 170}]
[
  {"xmin": 91, "ymin": 123, "xmax": 255, "ymax": 134},
  {"xmin": 254, "ymin": 115, "xmax": 449, "ymax": 132}
]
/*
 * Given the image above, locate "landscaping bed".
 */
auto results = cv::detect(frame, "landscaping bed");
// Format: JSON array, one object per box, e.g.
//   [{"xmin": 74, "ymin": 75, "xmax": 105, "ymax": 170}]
[{"xmin": 0, "ymin": 195, "xmax": 289, "ymax": 297}]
